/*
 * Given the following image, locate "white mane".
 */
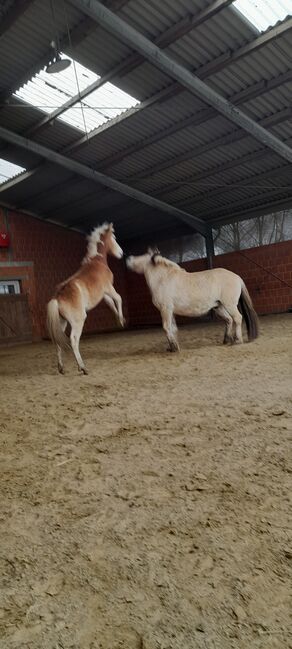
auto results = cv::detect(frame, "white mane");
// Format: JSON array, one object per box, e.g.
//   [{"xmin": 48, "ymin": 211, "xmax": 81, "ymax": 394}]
[
  {"xmin": 152, "ymin": 253, "xmax": 179, "ymax": 269},
  {"xmin": 83, "ymin": 223, "xmax": 111, "ymax": 262}
]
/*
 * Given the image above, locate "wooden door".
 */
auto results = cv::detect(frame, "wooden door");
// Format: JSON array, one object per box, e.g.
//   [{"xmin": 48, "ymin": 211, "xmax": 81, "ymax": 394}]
[{"xmin": 0, "ymin": 294, "xmax": 32, "ymax": 344}]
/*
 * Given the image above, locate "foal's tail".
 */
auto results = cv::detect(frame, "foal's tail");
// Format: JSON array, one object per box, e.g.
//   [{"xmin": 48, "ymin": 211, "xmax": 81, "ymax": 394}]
[
  {"xmin": 47, "ymin": 299, "xmax": 69, "ymax": 350},
  {"xmin": 239, "ymin": 283, "xmax": 259, "ymax": 341}
]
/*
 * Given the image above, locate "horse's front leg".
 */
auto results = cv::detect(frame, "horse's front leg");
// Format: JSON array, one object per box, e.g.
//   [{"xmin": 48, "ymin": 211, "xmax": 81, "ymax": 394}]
[
  {"xmin": 105, "ymin": 287, "xmax": 125, "ymax": 327},
  {"xmin": 160, "ymin": 306, "xmax": 180, "ymax": 352}
]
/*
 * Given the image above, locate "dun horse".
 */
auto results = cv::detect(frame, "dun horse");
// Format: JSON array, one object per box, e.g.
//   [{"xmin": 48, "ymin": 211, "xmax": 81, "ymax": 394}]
[
  {"xmin": 127, "ymin": 249, "xmax": 258, "ymax": 351},
  {"xmin": 47, "ymin": 223, "xmax": 124, "ymax": 374}
]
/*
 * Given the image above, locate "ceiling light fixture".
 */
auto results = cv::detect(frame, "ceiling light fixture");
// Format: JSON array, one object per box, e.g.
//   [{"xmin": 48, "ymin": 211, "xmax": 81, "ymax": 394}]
[{"xmin": 45, "ymin": 0, "xmax": 71, "ymax": 74}]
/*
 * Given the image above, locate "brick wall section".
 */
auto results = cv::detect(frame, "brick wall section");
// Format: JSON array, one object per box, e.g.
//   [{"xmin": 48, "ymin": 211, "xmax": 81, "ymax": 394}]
[
  {"xmin": 126, "ymin": 241, "xmax": 292, "ymax": 326},
  {"xmin": 0, "ymin": 208, "xmax": 128, "ymax": 338}
]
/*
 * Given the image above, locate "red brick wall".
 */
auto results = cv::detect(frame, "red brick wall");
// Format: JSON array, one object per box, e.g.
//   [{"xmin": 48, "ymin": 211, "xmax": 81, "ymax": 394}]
[
  {"xmin": 126, "ymin": 240, "xmax": 292, "ymax": 326},
  {"xmin": 0, "ymin": 208, "xmax": 128, "ymax": 339}
]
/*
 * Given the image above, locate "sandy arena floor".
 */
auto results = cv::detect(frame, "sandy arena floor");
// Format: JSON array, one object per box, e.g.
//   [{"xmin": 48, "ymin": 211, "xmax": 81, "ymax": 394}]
[{"xmin": 0, "ymin": 314, "xmax": 291, "ymax": 649}]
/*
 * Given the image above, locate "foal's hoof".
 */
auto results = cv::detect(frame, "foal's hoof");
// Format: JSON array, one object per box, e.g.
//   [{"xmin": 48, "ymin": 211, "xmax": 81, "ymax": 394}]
[{"xmin": 79, "ymin": 367, "xmax": 89, "ymax": 375}]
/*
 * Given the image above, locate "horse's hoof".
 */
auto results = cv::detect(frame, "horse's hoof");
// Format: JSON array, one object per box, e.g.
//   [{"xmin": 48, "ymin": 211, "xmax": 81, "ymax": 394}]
[
  {"xmin": 167, "ymin": 344, "xmax": 179, "ymax": 353},
  {"xmin": 58, "ymin": 365, "xmax": 65, "ymax": 374},
  {"xmin": 81, "ymin": 368, "xmax": 89, "ymax": 375},
  {"xmin": 223, "ymin": 336, "xmax": 234, "ymax": 345}
]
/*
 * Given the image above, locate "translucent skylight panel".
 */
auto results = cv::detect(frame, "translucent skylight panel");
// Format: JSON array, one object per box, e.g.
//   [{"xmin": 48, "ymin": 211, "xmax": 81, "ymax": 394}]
[
  {"xmin": 14, "ymin": 54, "xmax": 139, "ymax": 133},
  {"xmin": 0, "ymin": 159, "xmax": 25, "ymax": 185},
  {"xmin": 233, "ymin": 0, "xmax": 292, "ymax": 32}
]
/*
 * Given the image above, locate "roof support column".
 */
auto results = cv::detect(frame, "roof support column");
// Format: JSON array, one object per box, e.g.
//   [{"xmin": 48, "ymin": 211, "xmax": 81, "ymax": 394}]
[{"xmin": 205, "ymin": 229, "xmax": 215, "ymax": 269}]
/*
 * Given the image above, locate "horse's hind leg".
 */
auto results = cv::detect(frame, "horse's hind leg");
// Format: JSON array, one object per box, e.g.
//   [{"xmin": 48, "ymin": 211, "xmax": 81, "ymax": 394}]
[
  {"xmin": 161, "ymin": 307, "xmax": 180, "ymax": 352},
  {"xmin": 227, "ymin": 305, "xmax": 243, "ymax": 344},
  {"xmin": 215, "ymin": 304, "xmax": 234, "ymax": 344},
  {"xmin": 57, "ymin": 317, "xmax": 67, "ymax": 374},
  {"xmin": 222, "ymin": 304, "xmax": 243, "ymax": 344},
  {"xmin": 70, "ymin": 316, "xmax": 88, "ymax": 374}
]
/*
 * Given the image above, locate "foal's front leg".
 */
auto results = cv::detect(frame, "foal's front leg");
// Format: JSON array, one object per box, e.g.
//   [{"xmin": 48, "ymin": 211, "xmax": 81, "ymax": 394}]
[{"xmin": 161, "ymin": 307, "xmax": 180, "ymax": 352}]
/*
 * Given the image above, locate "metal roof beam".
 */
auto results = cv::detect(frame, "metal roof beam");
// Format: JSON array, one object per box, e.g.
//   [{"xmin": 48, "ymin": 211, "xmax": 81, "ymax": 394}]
[
  {"xmin": 2, "ymin": 12, "xmax": 291, "ymax": 187},
  {"xmin": 70, "ymin": 105, "xmax": 292, "ymax": 223},
  {"xmin": 0, "ymin": 124, "xmax": 208, "ymax": 236},
  {"xmin": 69, "ymin": 0, "xmax": 292, "ymax": 164},
  {"xmin": 118, "ymin": 79, "xmax": 292, "ymax": 182},
  {"xmin": 0, "ymin": 0, "xmax": 129, "ymax": 105},
  {"xmin": 24, "ymin": 0, "xmax": 233, "ymax": 136},
  {"xmin": 64, "ymin": 15, "xmax": 292, "ymax": 155},
  {"xmin": 64, "ymin": 20, "xmax": 292, "ymax": 156},
  {"xmin": 142, "ymin": 108, "xmax": 292, "ymax": 198}
]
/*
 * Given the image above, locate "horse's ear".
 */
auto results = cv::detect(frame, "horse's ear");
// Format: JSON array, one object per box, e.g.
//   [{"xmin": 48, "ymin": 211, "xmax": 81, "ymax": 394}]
[
  {"xmin": 150, "ymin": 246, "xmax": 160, "ymax": 264},
  {"xmin": 147, "ymin": 247, "xmax": 153, "ymax": 255}
]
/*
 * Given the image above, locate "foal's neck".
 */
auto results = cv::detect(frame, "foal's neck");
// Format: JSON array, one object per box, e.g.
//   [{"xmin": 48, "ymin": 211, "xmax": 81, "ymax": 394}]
[{"xmin": 96, "ymin": 240, "xmax": 108, "ymax": 263}]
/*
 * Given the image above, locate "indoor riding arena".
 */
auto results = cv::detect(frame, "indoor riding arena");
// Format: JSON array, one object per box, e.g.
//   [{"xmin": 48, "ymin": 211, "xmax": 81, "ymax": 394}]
[{"xmin": 0, "ymin": 2, "xmax": 292, "ymax": 649}]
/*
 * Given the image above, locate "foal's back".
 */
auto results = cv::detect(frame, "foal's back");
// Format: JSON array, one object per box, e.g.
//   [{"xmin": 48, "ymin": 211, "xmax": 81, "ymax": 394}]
[{"xmin": 56, "ymin": 257, "xmax": 112, "ymax": 311}]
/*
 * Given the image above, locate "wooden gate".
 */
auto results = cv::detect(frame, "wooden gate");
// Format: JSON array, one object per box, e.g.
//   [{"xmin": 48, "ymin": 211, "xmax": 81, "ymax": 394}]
[{"xmin": 0, "ymin": 294, "xmax": 32, "ymax": 344}]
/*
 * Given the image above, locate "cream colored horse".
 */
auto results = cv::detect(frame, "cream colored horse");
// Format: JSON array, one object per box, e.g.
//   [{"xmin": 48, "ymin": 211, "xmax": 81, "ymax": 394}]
[
  {"xmin": 47, "ymin": 223, "xmax": 124, "ymax": 374},
  {"xmin": 126, "ymin": 249, "xmax": 258, "ymax": 351}
]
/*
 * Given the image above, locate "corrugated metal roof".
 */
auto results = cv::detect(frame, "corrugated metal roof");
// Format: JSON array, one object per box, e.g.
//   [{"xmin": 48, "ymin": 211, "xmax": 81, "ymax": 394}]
[
  {"xmin": 233, "ymin": 0, "xmax": 292, "ymax": 33},
  {"xmin": 0, "ymin": 0, "xmax": 292, "ymax": 239},
  {"xmin": 0, "ymin": 158, "xmax": 25, "ymax": 185}
]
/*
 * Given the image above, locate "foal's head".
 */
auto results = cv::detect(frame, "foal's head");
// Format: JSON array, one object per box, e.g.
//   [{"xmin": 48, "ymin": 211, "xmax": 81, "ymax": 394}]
[{"xmin": 102, "ymin": 224, "xmax": 123, "ymax": 259}]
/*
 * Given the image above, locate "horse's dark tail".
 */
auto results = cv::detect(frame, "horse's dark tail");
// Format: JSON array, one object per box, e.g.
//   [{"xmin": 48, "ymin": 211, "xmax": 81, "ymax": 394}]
[{"xmin": 239, "ymin": 283, "xmax": 259, "ymax": 342}]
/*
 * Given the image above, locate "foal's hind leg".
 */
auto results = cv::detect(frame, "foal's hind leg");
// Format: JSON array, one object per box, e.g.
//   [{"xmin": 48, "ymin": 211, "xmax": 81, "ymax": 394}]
[
  {"xmin": 104, "ymin": 294, "xmax": 122, "ymax": 326},
  {"xmin": 57, "ymin": 317, "xmax": 67, "ymax": 374},
  {"xmin": 161, "ymin": 307, "xmax": 180, "ymax": 352},
  {"xmin": 70, "ymin": 316, "xmax": 88, "ymax": 374},
  {"xmin": 104, "ymin": 287, "xmax": 125, "ymax": 327},
  {"xmin": 215, "ymin": 305, "xmax": 234, "ymax": 344}
]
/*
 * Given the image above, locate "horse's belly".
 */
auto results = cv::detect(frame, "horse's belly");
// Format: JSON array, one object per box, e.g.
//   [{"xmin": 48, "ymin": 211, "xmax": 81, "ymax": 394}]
[
  {"xmin": 173, "ymin": 295, "xmax": 214, "ymax": 317},
  {"xmin": 174, "ymin": 306, "xmax": 208, "ymax": 317}
]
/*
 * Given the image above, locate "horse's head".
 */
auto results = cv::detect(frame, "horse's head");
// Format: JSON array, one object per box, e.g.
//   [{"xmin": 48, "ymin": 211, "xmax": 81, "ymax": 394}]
[
  {"xmin": 103, "ymin": 224, "xmax": 123, "ymax": 259},
  {"xmin": 126, "ymin": 248, "xmax": 160, "ymax": 273}
]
